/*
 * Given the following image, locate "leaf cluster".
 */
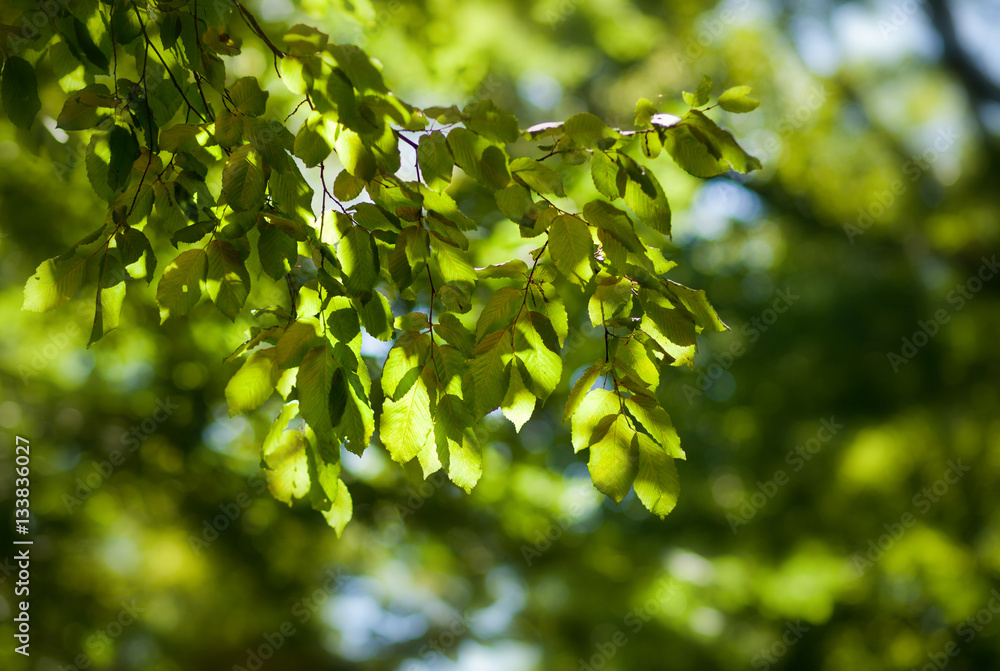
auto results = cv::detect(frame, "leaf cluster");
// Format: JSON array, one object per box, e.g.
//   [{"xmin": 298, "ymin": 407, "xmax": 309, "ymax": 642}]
[{"xmin": 4, "ymin": 4, "xmax": 760, "ymax": 532}]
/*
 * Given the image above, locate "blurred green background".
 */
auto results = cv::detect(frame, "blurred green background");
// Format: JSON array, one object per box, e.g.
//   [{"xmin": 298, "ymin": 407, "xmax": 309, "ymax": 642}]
[{"xmin": 2, "ymin": 0, "xmax": 999, "ymax": 669}]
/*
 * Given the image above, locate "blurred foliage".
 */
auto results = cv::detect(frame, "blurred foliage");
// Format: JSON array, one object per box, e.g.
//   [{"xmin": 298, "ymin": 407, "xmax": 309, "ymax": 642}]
[{"xmin": 2, "ymin": 0, "xmax": 1000, "ymax": 670}]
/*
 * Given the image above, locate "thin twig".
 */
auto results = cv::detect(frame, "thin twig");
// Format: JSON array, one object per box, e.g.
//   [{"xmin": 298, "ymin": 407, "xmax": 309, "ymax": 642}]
[{"xmin": 130, "ymin": 0, "xmax": 207, "ymax": 122}]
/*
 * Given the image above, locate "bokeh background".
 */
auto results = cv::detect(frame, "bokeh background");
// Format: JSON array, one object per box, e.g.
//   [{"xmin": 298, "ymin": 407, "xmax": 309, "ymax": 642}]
[{"xmin": 2, "ymin": 0, "xmax": 1000, "ymax": 669}]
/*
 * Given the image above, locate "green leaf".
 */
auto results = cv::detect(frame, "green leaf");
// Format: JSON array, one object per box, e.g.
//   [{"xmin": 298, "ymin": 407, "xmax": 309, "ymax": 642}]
[
  {"xmin": 160, "ymin": 124, "xmax": 205, "ymax": 153},
  {"xmin": 646, "ymin": 247, "xmax": 678, "ymax": 275},
  {"xmin": 226, "ymin": 348, "xmax": 277, "ymax": 416},
  {"xmin": 88, "ymin": 252, "xmax": 127, "ymax": 345},
  {"xmin": 333, "ymin": 169, "xmax": 365, "ymax": 201},
  {"xmin": 222, "ymin": 144, "xmax": 266, "ymax": 212},
  {"xmin": 380, "ymin": 371, "xmax": 434, "ymax": 465},
  {"xmin": 501, "ymin": 362, "xmax": 536, "ymax": 432},
  {"xmin": 71, "ymin": 17, "xmax": 109, "ymax": 71},
  {"xmin": 590, "ymin": 150, "xmax": 621, "ymax": 200},
  {"xmin": 599, "ymin": 229, "xmax": 629, "ymax": 273},
  {"xmin": 417, "ymin": 185, "xmax": 476, "ymax": 230},
  {"xmin": 325, "ymin": 67, "xmax": 359, "ymax": 124},
  {"xmin": 263, "ymin": 213, "xmax": 311, "ymax": 241},
  {"xmin": 359, "ymin": 291, "xmax": 395, "ymax": 341},
  {"xmin": 519, "ymin": 203, "xmax": 554, "ymax": 238},
  {"xmin": 613, "ymin": 336, "xmax": 658, "ymax": 389},
  {"xmin": 479, "ymin": 145, "xmax": 511, "ymax": 191},
  {"xmin": 417, "ymin": 131, "xmax": 454, "ymax": 191},
  {"xmin": 284, "ymin": 24, "xmax": 329, "ymax": 56},
  {"xmin": 587, "ymin": 414, "xmax": 638, "ymax": 503},
  {"xmin": 225, "ymin": 209, "xmax": 260, "ymax": 242},
  {"xmin": 221, "ymin": 210, "xmax": 257, "ymax": 240},
  {"xmin": 435, "ymin": 394, "xmax": 482, "ymax": 493},
  {"xmin": 268, "ymin": 160, "xmax": 315, "ymax": 225},
  {"xmin": 228, "ymin": 326, "xmax": 283, "ymax": 364},
  {"xmin": 294, "ymin": 111, "xmax": 332, "ymax": 167},
  {"xmin": 640, "ymin": 128, "xmax": 663, "ymax": 159},
  {"xmin": 382, "ymin": 331, "xmax": 428, "ymax": 399},
  {"xmin": 437, "ymin": 285, "xmax": 470, "ymax": 314},
  {"xmin": 244, "ymin": 116, "xmax": 292, "ymax": 170},
  {"xmin": 334, "ymin": 371, "xmax": 375, "ymax": 456},
  {"xmin": 231, "ymin": 76, "xmax": 268, "ymax": 116},
  {"xmin": 325, "ymin": 296, "xmax": 362, "ymax": 345},
  {"xmin": 529, "ymin": 285, "xmax": 569, "ymax": 346},
  {"xmin": 156, "ymin": 248, "xmax": 207, "ymax": 321},
  {"xmin": 667, "ymin": 280, "xmax": 729, "ymax": 332},
  {"xmin": 351, "ymin": 203, "xmax": 399, "ymax": 232},
  {"xmin": 258, "ymin": 222, "xmax": 296, "ymax": 281},
  {"xmin": 262, "ymin": 402, "xmax": 311, "ymax": 504},
  {"xmin": 634, "ymin": 97, "xmax": 657, "ymax": 127},
  {"xmin": 433, "ymin": 242, "xmax": 477, "ymax": 294},
  {"xmin": 85, "ymin": 132, "xmax": 116, "ymax": 202},
  {"xmin": 424, "ymin": 105, "xmax": 463, "ymax": 124},
  {"xmin": 683, "ymin": 110, "xmax": 762, "ymax": 174},
  {"xmin": 275, "ymin": 320, "xmax": 322, "ymax": 369},
  {"xmin": 2, "ymin": 57, "xmax": 41, "ymax": 129},
  {"xmin": 639, "ymin": 294, "xmax": 697, "ymax": 366},
  {"xmin": 388, "ymin": 226, "xmax": 424, "ymax": 290},
  {"xmin": 160, "ymin": 14, "xmax": 182, "ymax": 50},
  {"xmin": 565, "ymin": 362, "xmax": 605, "ymax": 422},
  {"xmin": 107, "ymin": 126, "xmax": 140, "ymax": 193},
  {"xmin": 548, "ymin": 214, "xmax": 593, "ymax": 284},
  {"xmin": 683, "ymin": 75, "xmax": 712, "ymax": 107},
  {"xmin": 110, "ymin": 4, "xmax": 142, "ymax": 44},
  {"xmin": 470, "ymin": 330, "xmax": 514, "ymax": 417},
  {"xmin": 620, "ymin": 156, "xmax": 671, "ymax": 235},
  {"xmin": 58, "ymin": 85, "xmax": 113, "ymax": 130},
  {"xmin": 718, "ymin": 86, "xmax": 760, "ymax": 113},
  {"xmin": 116, "ymin": 228, "xmax": 156, "ymax": 282},
  {"xmin": 477, "ymin": 259, "xmax": 529, "ymax": 280},
  {"xmin": 318, "ymin": 477, "xmax": 353, "ymax": 536},
  {"xmin": 582, "ymin": 200, "xmax": 642, "ymax": 253},
  {"xmin": 624, "ymin": 391, "xmax": 684, "ymax": 459},
  {"xmin": 327, "ymin": 366, "xmax": 349, "ymax": 429},
  {"xmin": 588, "ymin": 276, "xmax": 634, "ymax": 326},
  {"xmin": 495, "ymin": 184, "xmax": 533, "ymax": 222},
  {"xmin": 475, "ymin": 286, "xmax": 521, "ymax": 340},
  {"xmin": 633, "ymin": 433, "xmax": 680, "ymax": 517},
  {"xmin": 337, "ymin": 225, "xmax": 379, "ymax": 298},
  {"xmin": 215, "ymin": 109, "xmax": 242, "ymax": 148},
  {"xmin": 661, "ymin": 124, "xmax": 729, "ymax": 178},
  {"xmin": 463, "ymin": 98, "xmax": 520, "ymax": 144},
  {"xmin": 446, "ymin": 127, "xmax": 488, "ymax": 183},
  {"xmin": 434, "ymin": 313, "xmax": 474, "ymax": 357},
  {"xmin": 327, "ymin": 44, "xmax": 388, "ymax": 94},
  {"xmin": 512, "ymin": 311, "xmax": 563, "ymax": 399},
  {"xmin": 571, "ymin": 388, "xmax": 619, "ymax": 453},
  {"xmin": 563, "ymin": 112, "xmax": 618, "ymax": 149},
  {"xmin": 298, "ymin": 343, "xmax": 336, "ymax": 436},
  {"xmin": 510, "ymin": 157, "xmax": 564, "ymax": 196},
  {"xmin": 334, "ymin": 126, "xmax": 376, "ymax": 181},
  {"xmin": 205, "ymin": 239, "xmax": 250, "ymax": 321}
]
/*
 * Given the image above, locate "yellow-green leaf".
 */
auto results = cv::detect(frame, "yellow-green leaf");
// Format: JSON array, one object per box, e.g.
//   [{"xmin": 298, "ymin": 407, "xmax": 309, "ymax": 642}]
[{"xmin": 587, "ymin": 413, "xmax": 638, "ymax": 503}]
